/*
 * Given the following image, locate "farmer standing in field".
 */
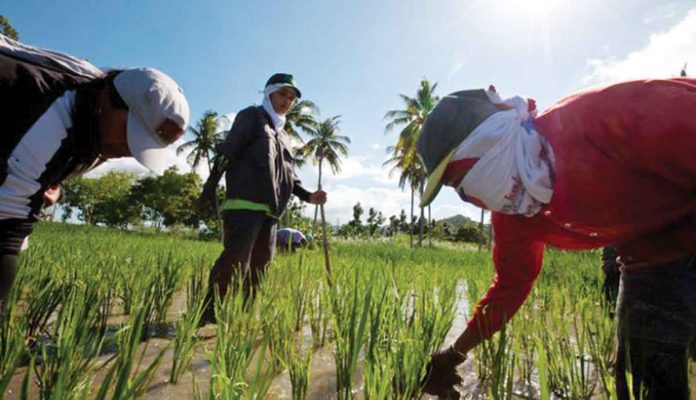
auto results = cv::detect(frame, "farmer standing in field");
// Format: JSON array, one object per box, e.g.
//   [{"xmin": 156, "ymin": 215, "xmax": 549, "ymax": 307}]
[
  {"xmin": 0, "ymin": 35, "xmax": 190, "ymax": 309},
  {"xmin": 419, "ymin": 81, "xmax": 695, "ymax": 399},
  {"xmin": 198, "ymin": 73, "xmax": 326, "ymax": 324}
]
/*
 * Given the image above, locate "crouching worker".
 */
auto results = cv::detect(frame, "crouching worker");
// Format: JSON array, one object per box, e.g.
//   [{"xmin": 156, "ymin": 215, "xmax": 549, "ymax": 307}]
[
  {"xmin": 0, "ymin": 36, "xmax": 189, "ymax": 311},
  {"xmin": 276, "ymin": 227, "xmax": 308, "ymax": 253},
  {"xmin": 198, "ymin": 74, "xmax": 326, "ymax": 325},
  {"xmin": 418, "ymin": 82, "xmax": 695, "ymax": 399}
]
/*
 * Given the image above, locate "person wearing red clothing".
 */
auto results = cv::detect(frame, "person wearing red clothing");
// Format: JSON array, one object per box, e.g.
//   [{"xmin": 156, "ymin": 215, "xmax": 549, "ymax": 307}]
[{"xmin": 417, "ymin": 80, "xmax": 696, "ymax": 399}]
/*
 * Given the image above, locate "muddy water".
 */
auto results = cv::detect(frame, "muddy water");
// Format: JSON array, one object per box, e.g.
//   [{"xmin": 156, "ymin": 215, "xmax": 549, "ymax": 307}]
[{"xmin": 5, "ymin": 280, "xmax": 476, "ymax": 399}]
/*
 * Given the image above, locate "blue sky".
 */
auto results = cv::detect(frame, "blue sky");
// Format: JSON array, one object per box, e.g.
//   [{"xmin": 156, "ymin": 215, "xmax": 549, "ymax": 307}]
[{"xmin": 5, "ymin": 0, "xmax": 696, "ymax": 224}]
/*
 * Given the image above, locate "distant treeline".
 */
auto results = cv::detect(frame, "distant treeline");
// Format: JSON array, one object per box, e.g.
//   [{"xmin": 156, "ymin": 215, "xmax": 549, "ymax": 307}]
[{"xmin": 56, "ymin": 170, "xmax": 488, "ymax": 245}]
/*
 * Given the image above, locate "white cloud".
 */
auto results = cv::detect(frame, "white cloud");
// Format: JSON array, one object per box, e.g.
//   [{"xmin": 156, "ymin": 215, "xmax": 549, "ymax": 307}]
[
  {"xmin": 295, "ymin": 152, "xmax": 485, "ymax": 225},
  {"xmin": 297, "ymin": 153, "xmax": 396, "ymax": 186},
  {"xmin": 214, "ymin": 112, "xmax": 236, "ymax": 133},
  {"xmin": 643, "ymin": 2, "xmax": 680, "ymax": 25},
  {"xmin": 334, "ymin": 155, "xmax": 392, "ymax": 182},
  {"xmin": 370, "ymin": 143, "xmax": 381, "ymax": 150},
  {"xmin": 583, "ymin": 8, "xmax": 696, "ymax": 85},
  {"xmin": 84, "ymin": 138, "xmax": 209, "ymax": 180},
  {"xmin": 306, "ymin": 183, "xmax": 412, "ymax": 225},
  {"xmin": 83, "ymin": 110, "xmax": 239, "ymax": 181}
]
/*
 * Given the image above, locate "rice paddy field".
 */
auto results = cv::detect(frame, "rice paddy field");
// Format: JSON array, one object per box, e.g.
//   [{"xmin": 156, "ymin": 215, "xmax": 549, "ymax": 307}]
[{"xmin": 0, "ymin": 221, "xmax": 668, "ymax": 399}]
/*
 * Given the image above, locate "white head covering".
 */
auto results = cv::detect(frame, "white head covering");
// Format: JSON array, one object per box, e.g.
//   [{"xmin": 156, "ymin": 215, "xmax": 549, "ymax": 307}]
[
  {"xmin": 262, "ymin": 84, "xmax": 288, "ymax": 130},
  {"xmin": 452, "ymin": 88, "xmax": 555, "ymax": 216}
]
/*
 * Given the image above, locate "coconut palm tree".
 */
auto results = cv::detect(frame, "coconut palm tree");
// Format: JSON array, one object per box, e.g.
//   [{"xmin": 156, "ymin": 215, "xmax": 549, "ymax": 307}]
[
  {"xmin": 284, "ymin": 100, "xmax": 318, "ymax": 190},
  {"xmin": 383, "ymin": 79, "xmax": 438, "ymax": 247},
  {"xmin": 285, "ymin": 99, "xmax": 319, "ymax": 142},
  {"xmin": 177, "ymin": 110, "xmax": 223, "ymax": 173},
  {"xmin": 0, "ymin": 16, "xmax": 19, "ymax": 40},
  {"xmin": 383, "ymin": 137, "xmax": 425, "ymax": 248},
  {"xmin": 177, "ymin": 111, "xmax": 226, "ymax": 232},
  {"xmin": 298, "ymin": 115, "xmax": 351, "ymax": 224}
]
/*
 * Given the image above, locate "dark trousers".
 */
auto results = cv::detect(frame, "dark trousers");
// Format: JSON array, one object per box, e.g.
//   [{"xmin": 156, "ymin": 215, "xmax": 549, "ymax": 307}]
[
  {"xmin": 615, "ymin": 254, "xmax": 696, "ymax": 400},
  {"xmin": 204, "ymin": 210, "xmax": 276, "ymax": 310},
  {"xmin": 0, "ymin": 219, "xmax": 33, "ymax": 310},
  {"xmin": 602, "ymin": 246, "xmax": 620, "ymax": 310}
]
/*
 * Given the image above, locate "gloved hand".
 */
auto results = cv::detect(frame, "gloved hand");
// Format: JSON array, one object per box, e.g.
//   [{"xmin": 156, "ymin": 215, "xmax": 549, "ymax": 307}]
[{"xmin": 422, "ymin": 346, "xmax": 466, "ymax": 398}]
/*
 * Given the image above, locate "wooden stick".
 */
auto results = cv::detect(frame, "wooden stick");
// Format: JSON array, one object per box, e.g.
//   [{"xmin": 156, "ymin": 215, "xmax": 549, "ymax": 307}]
[{"xmin": 318, "ymin": 185, "xmax": 333, "ymax": 287}]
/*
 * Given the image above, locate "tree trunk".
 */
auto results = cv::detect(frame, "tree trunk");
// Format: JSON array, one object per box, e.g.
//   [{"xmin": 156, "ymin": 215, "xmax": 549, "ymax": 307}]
[
  {"xmin": 418, "ymin": 209, "xmax": 424, "ymax": 247},
  {"xmin": 409, "ymin": 187, "xmax": 414, "ymax": 249},
  {"xmin": 418, "ymin": 186, "xmax": 424, "ymax": 247},
  {"xmin": 488, "ymin": 220, "xmax": 493, "ymax": 249},
  {"xmin": 428, "ymin": 205, "xmax": 432, "ymax": 248}
]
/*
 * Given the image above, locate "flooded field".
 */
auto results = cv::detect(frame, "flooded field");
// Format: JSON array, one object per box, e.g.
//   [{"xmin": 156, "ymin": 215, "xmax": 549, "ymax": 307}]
[{"xmin": 0, "ymin": 222, "xmax": 647, "ymax": 399}]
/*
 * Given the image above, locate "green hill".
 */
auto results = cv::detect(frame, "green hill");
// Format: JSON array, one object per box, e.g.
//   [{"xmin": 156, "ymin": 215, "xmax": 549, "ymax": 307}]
[{"xmin": 439, "ymin": 214, "xmax": 477, "ymax": 227}]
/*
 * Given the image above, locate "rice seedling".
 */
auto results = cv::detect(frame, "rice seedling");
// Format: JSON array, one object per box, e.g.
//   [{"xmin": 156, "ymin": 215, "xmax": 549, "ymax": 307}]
[
  {"xmin": 307, "ymin": 282, "xmax": 330, "ymax": 349},
  {"xmin": 3, "ymin": 222, "xmax": 646, "ymax": 399},
  {"xmin": 246, "ymin": 343, "xmax": 276, "ymax": 400},
  {"xmin": 286, "ymin": 342, "xmax": 312, "ymax": 400},
  {"xmin": 483, "ymin": 321, "xmax": 515, "ymax": 399},
  {"xmin": 22, "ymin": 277, "xmax": 65, "ymax": 342},
  {"xmin": 94, "ymin": 299, "xmax": 169, "ymax": 400},
  {"xmin": 151, "ymin": 253, "xmax": 184, "ymax": 325},
  {"xmin": 536, "ymin": 337, "xmax": 550, "ymax": 400},
  {"xmin": 363, "ymin": 352, "xmax": 396, "ymax": 400},
  {"xmin": 33, "ymin": 281, "xmax": 109, "ymax": 398},
  {"xmin": 169, "ymin": 263, "xmax": 207, "ymax": 384},
  {"xmin": 0, "ymin": 286, "xmax": 26, "ymax": 396},
  {"xmin": 206, "ymin": 283, "xmax": 270, "ymax": 399},
  {"xmin": 585, "ymin": 306, "xmax": 616, "ymax": 398},
  {"xmin": 241, "ymin": 257, "xmax": 316, "ymax": 400},
  {"xmin": 331, "ymin": 268, "xmax": 373, "ymax": 400}
]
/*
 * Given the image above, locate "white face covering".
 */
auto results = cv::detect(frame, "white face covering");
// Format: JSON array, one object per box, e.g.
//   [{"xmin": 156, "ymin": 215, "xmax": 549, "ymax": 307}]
[
  {"xmin": 452, "ymin": 91, "xmax": 555, "ymax": 217},
  {"xmin": 261, "ymin": 83, "xmax": 289, "ymax": 130}
]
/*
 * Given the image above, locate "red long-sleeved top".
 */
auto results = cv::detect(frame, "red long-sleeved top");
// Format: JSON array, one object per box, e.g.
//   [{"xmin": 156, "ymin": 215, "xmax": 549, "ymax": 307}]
[{"xmin": 464, "ymin": 79, "xmax": 696, "ymax": 338}]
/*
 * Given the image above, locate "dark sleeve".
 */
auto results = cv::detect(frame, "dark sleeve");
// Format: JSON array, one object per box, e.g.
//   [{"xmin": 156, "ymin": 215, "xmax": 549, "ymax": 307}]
[
  {"xmin": 292, "ymin": 173, "xmax": 312, "ymax": 202},
  {"xmin": 216, "ymin": 108, "xmax": 257, "ymax": 160},
  {"xmin": 202, "ymin": 155, "xmax": 227, "ymax": 193},
  {"xmin": 203, "ymin": 108, "xmax": 256, "ymax": 190}
]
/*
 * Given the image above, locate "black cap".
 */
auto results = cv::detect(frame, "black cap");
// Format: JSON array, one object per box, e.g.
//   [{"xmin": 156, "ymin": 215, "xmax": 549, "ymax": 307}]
[{"xmin": 265, "ymin": 73, "xmax": 302, "ymax": 98}]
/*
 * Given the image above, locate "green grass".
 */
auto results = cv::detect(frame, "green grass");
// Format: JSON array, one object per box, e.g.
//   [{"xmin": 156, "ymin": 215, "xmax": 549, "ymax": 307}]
[{"xmin": 0, "ymin": 221, "xmax": 626, "ymax": 399}]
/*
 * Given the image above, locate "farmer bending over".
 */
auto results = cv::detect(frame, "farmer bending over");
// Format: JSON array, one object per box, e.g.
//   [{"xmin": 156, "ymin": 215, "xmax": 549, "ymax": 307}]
[
  {"xmin": 419, "ymin": 81, "xmax": 695, "ymax": 399},
  {"xmin": 276, "ymin": 227, "xmax": 308, "ymax": 253},
  {"xmin": 0, "ymin": 36, "xmax": 189, "ymax": 310},
  {"xmin": 199, "ymin": 74, "xmax": 326, "ymax": 324}
]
